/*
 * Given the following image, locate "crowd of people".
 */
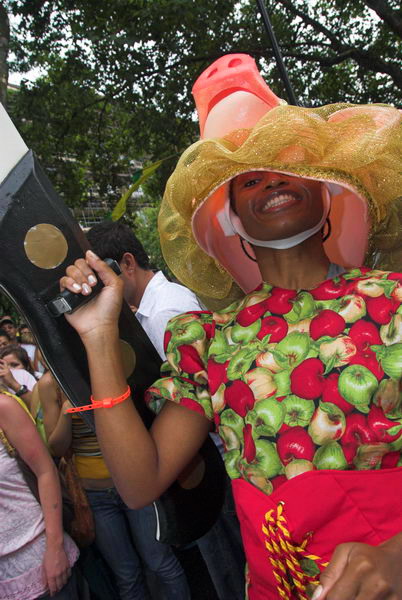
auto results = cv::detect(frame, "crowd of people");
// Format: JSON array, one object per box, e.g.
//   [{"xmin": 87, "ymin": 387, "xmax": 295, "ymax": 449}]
[{"xmin": 1, "ymin": 53, "xmax": 402, "ymax": 600}]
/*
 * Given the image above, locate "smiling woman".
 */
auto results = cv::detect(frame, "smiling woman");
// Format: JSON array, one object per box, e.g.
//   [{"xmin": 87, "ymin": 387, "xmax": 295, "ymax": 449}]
[{"xmin": 59, "ymin": 54, "xmax": 402, "ymax": 600}]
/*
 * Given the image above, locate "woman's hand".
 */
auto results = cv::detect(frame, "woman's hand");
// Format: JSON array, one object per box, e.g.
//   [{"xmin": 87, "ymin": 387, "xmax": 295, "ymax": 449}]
[
  {"xmin": 60, "ymin": 250, "xmax": 124, "ymax": 342},
  {"xmin": 42, "ymin": 544, "xmax": 71, "ymax": 596},
  {"xmin": 313, "ymin": 534, "xmax": 402, "ymax": 600},
  {"xmin": 0, "ymin": 358, "xmax": 19, "ymax": 391}
]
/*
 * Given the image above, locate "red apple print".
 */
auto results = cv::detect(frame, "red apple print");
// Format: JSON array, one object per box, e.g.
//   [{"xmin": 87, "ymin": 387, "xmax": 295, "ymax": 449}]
[
  {"xmin": 177, "ymin": 344, "xmax": 204, "ymax": 374},
  {"xmin": 257, "ymin": 315, "xmax": 288, "ymax": 342},
  {"xmin": 366, "ymin": 295, "xmax": 398, "ymax": 325},
  {"xmin": 342, "ymin": 442, "xmax": 358, "ymax": 466},
  {"xmin": 387, "ymin": 273, "xmax": 402, "ymax": 282},
  {"xmin": 341, "ymin": 413, "xmax": 376, "ymax": 446},
  {"xmin": 203, "ymin": 321, "xmax": 215, "ymax": 339},
  {"xmin": 349, "ymin": 348, "xmax": 384, "ymax": 381},
  {"xmin": 277, "ymin": 426, "xmax": 315, "ymax": 464},
  {"xmin": 367, "ymin": 405, "xmax": 402, "ymax": 442},
  {"xmin": 243, "ymin": 424, "xmax": 256, "ymax": 463},
  {"xmin": 164, "ymin": 330, "xmax": 173, "ymax": 353},
  {"xmin": 208, "ymin": 358, "xmax": 229, "ymax": 396},
  {"xmin": 236, "ymin": 299, "xmax": 270, "ymax": 326},
  {"xmin": 322, "ymin": 373, "xmax": 354, "ymax": 414},
  {"xmin": 310, "ymin": 277, "xmax": 346, "ymax": 300},
  {"xmin": 310, "ymin": 310, "xmax": 346, "ymax": 340},
  {"xmin": 265, "ymin": 288, "xmax": 297, "ymax": 315},
  {"xmin": 224, "ymin": 380, "xmax": 255, "ymax": 417},
  {"xmin": 290, "ymin": 358, "xmax": 325, "ymax": 399},
  {"xmin": 381, "ymin": 451, "xmax": 400, "ymax": 469},
  {"xmin": 180, "ymin": 397, "xmax": 206, "ymax": 416},
  {"xmin": 348, "ymin": 320, "xmax": 382, "ymax": 351}
]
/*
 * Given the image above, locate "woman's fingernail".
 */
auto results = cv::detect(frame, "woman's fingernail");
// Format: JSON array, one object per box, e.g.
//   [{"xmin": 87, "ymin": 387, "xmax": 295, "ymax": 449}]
[
  {"xmin": 87, "ymin": 250, "xmax": 99, "ymax": 260},
  {"xmin": 82, "ymin": 283, "xmax": 92, "ymax": 295},
  {"xmin": 72, "ymin": 283, "xmax": 82, "ymax": 292},
  {"xmin": 88, "ymin": 275, "xmax": 97, "ymax": 285},
  {"xmin": 312, "ymin": 585, "xmax": 323, "ymax": 600}
]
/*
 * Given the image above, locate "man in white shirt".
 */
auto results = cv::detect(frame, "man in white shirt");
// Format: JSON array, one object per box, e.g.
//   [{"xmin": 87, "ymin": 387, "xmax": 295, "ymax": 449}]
[
  {"xmin": 88, "ymin": 221, "xmax": 201, "ymax": 360},
  {"xmin": 87, "ymin": 221, "xmax": 246, "ymax": 600}
]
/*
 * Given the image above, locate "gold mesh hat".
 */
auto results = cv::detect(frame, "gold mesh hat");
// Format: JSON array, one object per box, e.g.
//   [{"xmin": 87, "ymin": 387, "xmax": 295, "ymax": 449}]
[{"xmin": 158, "ymin": 55, "xmax": 402, "ymax": 310}]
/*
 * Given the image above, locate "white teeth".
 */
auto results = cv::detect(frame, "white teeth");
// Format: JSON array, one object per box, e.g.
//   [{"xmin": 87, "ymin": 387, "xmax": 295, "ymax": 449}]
[{"xmin": 262, "ymin": 193, "xmax": 297, "ymax": 211}]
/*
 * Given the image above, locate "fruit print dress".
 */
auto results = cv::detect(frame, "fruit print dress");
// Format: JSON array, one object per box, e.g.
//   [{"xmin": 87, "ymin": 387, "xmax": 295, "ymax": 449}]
[{"xmin": 146, "ymin": 268, "xmax": 402, "ymax": 599}]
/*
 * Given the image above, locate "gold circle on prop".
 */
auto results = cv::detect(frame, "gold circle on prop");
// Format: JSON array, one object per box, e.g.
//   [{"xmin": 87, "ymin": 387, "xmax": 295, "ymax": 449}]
[
  {"xmin": 24, "ymin": 224, "xmax": 68, "ymax": 269},
  {"xmin": 119, "ymin": 339, "xmax": 136, "ymax": 378}
]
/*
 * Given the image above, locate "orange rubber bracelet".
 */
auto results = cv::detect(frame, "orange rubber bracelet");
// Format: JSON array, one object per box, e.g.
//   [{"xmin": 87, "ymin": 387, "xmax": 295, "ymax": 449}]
[{"xmin": 66, "ymin": 385, "xmax": 131, "ymax": 413}]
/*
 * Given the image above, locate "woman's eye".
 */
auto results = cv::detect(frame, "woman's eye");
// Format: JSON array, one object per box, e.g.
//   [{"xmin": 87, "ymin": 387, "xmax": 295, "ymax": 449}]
[{"xmin": 244, "ymin": 179, "xmax": 260, "ymax": 188}]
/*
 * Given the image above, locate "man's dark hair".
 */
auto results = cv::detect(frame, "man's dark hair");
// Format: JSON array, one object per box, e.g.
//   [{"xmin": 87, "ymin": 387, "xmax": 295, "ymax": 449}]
[
  {"xmin": 87, "ymin": 221, "xmax": 150, "ymax": 270},
  {"xmin": 0, "ymin": 329, "xmax": 10, "ymax": 340}
]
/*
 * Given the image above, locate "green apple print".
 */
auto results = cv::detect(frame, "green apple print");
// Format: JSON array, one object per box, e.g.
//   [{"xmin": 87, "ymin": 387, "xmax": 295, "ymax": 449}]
[
  {"xmin": 209, "ymin": 329, "xmax": 229, "ymax": 354},
  {"xmin": 224, "ymin": 449, "xmax": 242, "ymax": 479},
  {"xmin": 274, "ymin": 370, "xmax": 292, "ymax": 396},
  {"xmin": 219, "ymin": 425, "xmax": 241, "ymax": 451},
  {"xmin": 282, "ymin": 395, "xmax": 315, "ymax": 427},
  {"xmin": 245, "ymin": 397, "xmax": 285, "ymax": 437},
  {"xmin": 373, "ymin": 378, "xmax": 402, "ymax": 418},
  {"xmin": 220, "ymin": 408, "xmax": 245, "ymax": 438},
  {"xmin": 241, "ymin": 464, "xmax": 273, "ymax": 495},
  {"xmin": 380, "ymin": 315, "xmax": 402, "ymax": 345},
  {"xmin": 227, "ymin": 319, "xmax": 262, "ymax": 344},
  {"xmin": 227, "ymin": 347, "xmax": 259, "ymax": 381},
  {"xmin": 308, "ymin": 401, "xmax": 346, "ymax": 445},
  {"xmin": 170, "ymin": 320, "xmax": 205, "ymax": 346},
  {"xmin": 371, "ymin": 343, "xmax": 402, "ymax": 379},
  {"xmin": 338, "ymin": 364, "xmax": 378, "ymax": 413},
  {"xmin": 313, "ymin": 441, "xmax": 348, "ymax": 470},
  {"xmin": 254, "ymin": 439, "xmax": 283, "ymax": 478},
  {"xmin": 285, "ymin": 291, "xmax": 316, "ymax": 324},
  {"xmin": 273, "ymin": 332, "xmax": 311, "ymax": 369}
]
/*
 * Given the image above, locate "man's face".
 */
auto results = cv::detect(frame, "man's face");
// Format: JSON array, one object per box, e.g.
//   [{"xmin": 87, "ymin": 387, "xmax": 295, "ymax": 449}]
[
  {"xmin": 0, "ymin": 336, "xmax": 9, "ymax": 350},
  {"xmin": 1, "ymin": 322, "xmax": 16, "ymax": 339}
]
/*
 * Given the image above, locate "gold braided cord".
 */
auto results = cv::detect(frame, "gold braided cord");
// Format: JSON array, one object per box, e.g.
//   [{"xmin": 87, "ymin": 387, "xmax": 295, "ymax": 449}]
[
  {"xmin": 262, "ymin": 503, "xmax": 329, "ymax": 600},
  {"xmin": 159, "ymin": 103, "xmax": 402, "ymax": 309}
]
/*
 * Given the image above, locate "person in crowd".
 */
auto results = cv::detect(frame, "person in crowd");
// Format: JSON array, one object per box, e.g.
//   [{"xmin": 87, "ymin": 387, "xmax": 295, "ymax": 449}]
[
  {"xmin": 41, "ymin": 361, "xmax": 190, "ymax": 600},
  {"xmin": 0, "ymin": 343, "xmax": 37, "ymax": 377},
  {"xmin": 60, "ymin": 75, "xmax": 402, "ymax": 600},
  {"xmin": 0, "ymin": 343, "xmax": 36, "ymax": 410},
  {"xmin": 0, "ymin": 328, "xmax": 11, "ymax": 350},
  {"xmin": 0, "ymin": 317, "xmax": 18, "ymax": 342},
  {"xmin": 18, "ymin": 323, "xmax": 37, "ymax": 365},
  {"xmin": 87, "ymin": 221, "xmax": 202, "ymax": 358},
  {"xmin": 0, "ymin": 388, "xmax": 80, "ymax": 599},
  {"xmin": 87, "ymin": 220, "xmax": 246, "ymax": 599}
]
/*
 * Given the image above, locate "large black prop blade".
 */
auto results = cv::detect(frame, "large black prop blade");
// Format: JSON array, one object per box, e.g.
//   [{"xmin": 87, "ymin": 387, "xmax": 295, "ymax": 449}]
[{"xmin": 0, "ymin": 145, "xmax": 225, "ymax": 545}]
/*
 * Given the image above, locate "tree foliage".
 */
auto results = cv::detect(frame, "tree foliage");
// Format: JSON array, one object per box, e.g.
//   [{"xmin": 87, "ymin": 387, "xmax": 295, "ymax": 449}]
[{"xmin": 1, "ymin": 0, "xmax": 401, "ymax": 212}]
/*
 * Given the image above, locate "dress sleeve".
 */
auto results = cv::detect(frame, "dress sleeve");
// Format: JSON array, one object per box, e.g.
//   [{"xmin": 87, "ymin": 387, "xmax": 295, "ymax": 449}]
[{"xmin": 145, "ymin": 311, "xmax": 215, "ymax": 421}]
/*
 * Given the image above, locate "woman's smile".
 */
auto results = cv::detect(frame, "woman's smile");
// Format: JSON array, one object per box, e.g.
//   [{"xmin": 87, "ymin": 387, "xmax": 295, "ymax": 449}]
[{"xmin": 253, "ymin": 188, "xmax": 303, "ymax": 216}]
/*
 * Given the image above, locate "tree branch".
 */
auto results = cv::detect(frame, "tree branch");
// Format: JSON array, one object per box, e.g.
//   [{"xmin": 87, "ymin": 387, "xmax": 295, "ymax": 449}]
[{"xmin": 364, "ymin": 0, "xmax": 402, "ymax": 38}]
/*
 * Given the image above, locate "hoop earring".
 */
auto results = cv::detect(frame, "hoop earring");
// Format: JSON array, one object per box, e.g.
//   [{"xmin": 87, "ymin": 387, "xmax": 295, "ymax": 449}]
[
  {"xmin": 322, "ymin": 218, "xmax": 332, "ymax": 242},
  {"xmin": 240, "ymin": 237, "xmax": 257, "ymax": 262}
]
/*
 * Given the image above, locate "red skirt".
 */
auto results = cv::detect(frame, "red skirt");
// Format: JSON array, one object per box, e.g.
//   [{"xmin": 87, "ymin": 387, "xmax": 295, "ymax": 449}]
[{"xmin": 232, "ymin": 467, "xmax": 402, "ymax": 600}]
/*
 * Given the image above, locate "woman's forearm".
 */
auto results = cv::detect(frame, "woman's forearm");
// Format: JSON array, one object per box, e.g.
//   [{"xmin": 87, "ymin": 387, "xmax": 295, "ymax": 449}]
[
  {"xmin": 48, "ymin": 409, "xmax": 72, "ymax": 457},
  {"xmin": 37, "ymin": 463, "xmax": 64, "ymax": 548}
]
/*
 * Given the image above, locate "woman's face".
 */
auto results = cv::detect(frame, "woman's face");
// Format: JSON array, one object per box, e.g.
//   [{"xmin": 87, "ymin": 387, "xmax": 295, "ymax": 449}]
[
  {"xmin": 231, "ymin": 171, "xmax": 324, "ymax": 242},
  {"xmin": 2, "ymin": 352, "xmax": 24, "ymax": 370}
]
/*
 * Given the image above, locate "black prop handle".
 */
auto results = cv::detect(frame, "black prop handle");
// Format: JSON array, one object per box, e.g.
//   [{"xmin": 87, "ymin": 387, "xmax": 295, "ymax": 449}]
[{"xmin": 47, "ymin": 258, "xmax": 121, "ymax": 316}]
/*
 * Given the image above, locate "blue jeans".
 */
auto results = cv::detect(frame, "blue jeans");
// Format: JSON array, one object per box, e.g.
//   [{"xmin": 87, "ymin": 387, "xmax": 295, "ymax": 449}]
[{"xmin": 86, "ymin": 488, "xmax": 190, "ymax": 600}]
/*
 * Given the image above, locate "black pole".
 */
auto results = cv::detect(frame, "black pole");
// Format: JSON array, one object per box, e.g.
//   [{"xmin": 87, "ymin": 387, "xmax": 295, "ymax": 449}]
[{"xmin": 255, "ymin": 0, "xmax": 299, "ymax": 106}]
